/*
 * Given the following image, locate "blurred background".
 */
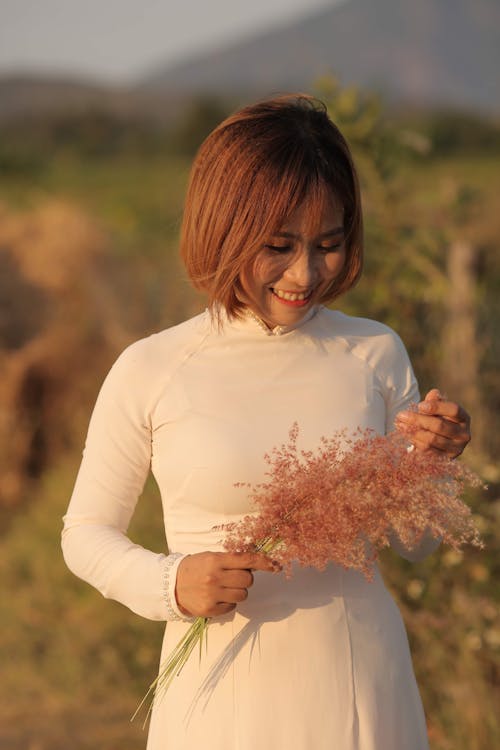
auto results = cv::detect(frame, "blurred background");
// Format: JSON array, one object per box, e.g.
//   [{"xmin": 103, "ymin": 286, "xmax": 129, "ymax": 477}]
[{"xmin": 0, "ymin": 1, "xmax": 499, "ymax": 748}]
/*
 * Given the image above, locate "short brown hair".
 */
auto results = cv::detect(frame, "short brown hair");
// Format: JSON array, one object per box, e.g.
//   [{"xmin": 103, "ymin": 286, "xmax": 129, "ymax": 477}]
[{"xmin": 180, "ymin": 95, "xmax": 363, "ymax": 317}]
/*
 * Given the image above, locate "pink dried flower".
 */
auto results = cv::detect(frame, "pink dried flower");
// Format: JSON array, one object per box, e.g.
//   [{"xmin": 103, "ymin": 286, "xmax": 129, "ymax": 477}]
[
  {"xmin": 135, "ymin": 421, "xmax": 484, "ymax": 717},
  {"xmin": 224, "ymin": 423, "xmax": 484, "ymax": 580}
]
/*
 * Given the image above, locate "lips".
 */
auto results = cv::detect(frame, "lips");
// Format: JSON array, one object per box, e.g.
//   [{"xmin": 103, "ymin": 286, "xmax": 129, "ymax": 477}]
[{"xmin": 271, "ymin": 288, "xmax": 313, "ymax": 306}]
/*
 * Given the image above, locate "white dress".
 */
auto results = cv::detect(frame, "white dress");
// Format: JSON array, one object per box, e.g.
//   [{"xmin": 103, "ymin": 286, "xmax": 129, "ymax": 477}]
[{"xmin": 62, "ymin": 306, "xmax": 436, "ymax": 750}]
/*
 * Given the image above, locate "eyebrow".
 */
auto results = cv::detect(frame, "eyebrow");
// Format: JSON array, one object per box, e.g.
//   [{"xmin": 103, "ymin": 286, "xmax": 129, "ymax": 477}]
[{"xmin": 274, "ymin": 226, "xmax": 345, "ymax": 239}]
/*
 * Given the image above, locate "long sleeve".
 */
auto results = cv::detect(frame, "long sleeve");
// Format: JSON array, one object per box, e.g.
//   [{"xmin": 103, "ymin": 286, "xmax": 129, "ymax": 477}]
[
  {"xmin": 376, "ymin": 327, "xmax": 419, "ymax": 434},
  {"xmin": 377, "ymin": 327, "xmax": 442, "ymax": 561},
  {"xmin": 62, "ymin": 342, "xmax": 173, "ymax": 620}
]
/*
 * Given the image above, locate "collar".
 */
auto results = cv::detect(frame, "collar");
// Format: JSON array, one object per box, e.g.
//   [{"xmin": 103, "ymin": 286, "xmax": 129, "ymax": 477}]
[{"xmin": 234, "ymin": 305, "xmax": 320, "ymax": 336}]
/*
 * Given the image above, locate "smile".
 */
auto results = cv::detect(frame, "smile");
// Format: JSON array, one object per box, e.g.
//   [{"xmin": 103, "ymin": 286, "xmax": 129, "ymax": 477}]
[{"xmin": 271, "ymin": 288, "xmax": 313, "ymax": 305}]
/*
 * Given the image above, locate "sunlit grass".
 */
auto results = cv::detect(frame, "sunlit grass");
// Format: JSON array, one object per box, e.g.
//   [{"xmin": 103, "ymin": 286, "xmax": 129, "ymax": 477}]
[
  {"xmin": 1, "ymin": 460, "xmax": 166, "ymax": 748},
  {"xmin": 1, "ymin": 126, "xmax": 498, "ymax": 748}
]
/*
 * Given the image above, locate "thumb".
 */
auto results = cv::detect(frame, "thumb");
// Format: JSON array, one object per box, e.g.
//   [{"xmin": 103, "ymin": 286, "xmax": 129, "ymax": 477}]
[
  {"xmin": 419, "ymin": 388, "xmax": 444, "ymax": 414},
  {"xmin": 424, "ymin": 388, "xmax": 442, "ymax": 402},
  {"xmin": 247, "ymin": 552, "xmax": 280, "ymax": 572}
]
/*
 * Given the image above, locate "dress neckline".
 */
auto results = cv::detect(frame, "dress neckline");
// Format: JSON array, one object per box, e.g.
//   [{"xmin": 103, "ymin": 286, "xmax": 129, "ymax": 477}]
[{"xmin": 211, "ymin": 305, "xmax": 321, "ymax": 337}]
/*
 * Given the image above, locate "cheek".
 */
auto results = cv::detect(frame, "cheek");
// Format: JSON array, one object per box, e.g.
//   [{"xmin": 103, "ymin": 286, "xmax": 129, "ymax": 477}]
[
  {"xmin": 324, "ymin": 249, "xmax": 346, "ymax": 278},
  {"xmin": 239, "ymin": 258, "xmax": 273, "ymax": 299},
  {"xmin": 252, "ymin": 255, "xmax": 287, "ymax": 284}
]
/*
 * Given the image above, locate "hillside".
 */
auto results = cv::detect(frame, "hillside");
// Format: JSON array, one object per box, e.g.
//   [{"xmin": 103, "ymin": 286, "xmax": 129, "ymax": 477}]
[
  {"xmin": 0, "ymin": 74, "xmax": 189, "ymax": 123},
  {"xmin": 1, "ymin": 0, "xmax": 498, "ymax": 121},
  {"xmin": 143, "ymin": 0, "xmax": 500, "ymax": 113}
]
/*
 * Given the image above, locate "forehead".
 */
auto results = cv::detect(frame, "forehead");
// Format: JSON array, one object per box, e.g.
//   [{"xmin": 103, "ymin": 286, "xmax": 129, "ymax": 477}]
[{"xmin": 277, "ymin": 191, "xmax": 344, "ymax": 236}]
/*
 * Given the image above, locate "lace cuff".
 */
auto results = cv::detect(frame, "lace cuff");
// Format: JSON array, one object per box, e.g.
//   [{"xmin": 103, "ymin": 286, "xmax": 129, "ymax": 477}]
[{"xmin": 161, "ymin": 552, "xmax": 191, "ymax": 621}]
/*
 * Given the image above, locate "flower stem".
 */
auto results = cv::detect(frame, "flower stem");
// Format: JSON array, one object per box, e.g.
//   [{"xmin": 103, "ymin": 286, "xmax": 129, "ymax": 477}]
[{"xmin": 131, "ymin": 616, "xmax": 209, "ymax": 727}]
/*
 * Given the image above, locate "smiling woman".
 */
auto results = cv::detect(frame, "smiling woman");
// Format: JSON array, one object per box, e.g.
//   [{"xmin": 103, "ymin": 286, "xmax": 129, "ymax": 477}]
[
  {"xmin": 62, "ymin": 95, "xmax": 472, "ymax": 750},
  {"xmin": 238, "ymin": 196, "xmax": 346, "ymax": 329},
  {"xmin": 180, "ymin": 96, "xmax": 363, "ymax": 322}
]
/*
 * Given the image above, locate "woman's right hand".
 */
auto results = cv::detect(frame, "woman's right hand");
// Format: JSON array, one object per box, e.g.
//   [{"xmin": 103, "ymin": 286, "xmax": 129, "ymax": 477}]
[{"xmin": 175, "ymin": 551, "xmax": 277, "ymax": 618}]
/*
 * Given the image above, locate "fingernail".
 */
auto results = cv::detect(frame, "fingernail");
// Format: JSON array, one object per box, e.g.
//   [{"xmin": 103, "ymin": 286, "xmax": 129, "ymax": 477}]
[
  {"xmin": 419, "ymin": 402, "xmax": 432, "ymax": 413},
  {"xmin": 396, "ymin": 412, "xmax": 411, "ymax": 422}
]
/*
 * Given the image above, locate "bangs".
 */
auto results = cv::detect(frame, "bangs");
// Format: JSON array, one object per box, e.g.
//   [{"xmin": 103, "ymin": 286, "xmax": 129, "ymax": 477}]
[
  {"xmin": 267, "ymin": 180, "xmax": 343, "ymax": 240},
  {"xmin": 236, "ymin": 152, "xmax": 347, "ymax": 262}
]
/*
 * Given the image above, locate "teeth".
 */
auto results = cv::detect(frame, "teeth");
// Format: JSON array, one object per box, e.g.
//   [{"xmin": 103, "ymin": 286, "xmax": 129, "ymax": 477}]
[{"xmin": 274, "ymin": 289, "xmax": 309, "ymax": 301}]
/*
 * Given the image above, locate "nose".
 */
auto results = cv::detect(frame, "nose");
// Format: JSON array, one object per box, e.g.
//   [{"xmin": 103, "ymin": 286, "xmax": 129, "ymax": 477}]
[{"xmin": 283, "ymin": 248, "xmax": 317, "ymax": 288}]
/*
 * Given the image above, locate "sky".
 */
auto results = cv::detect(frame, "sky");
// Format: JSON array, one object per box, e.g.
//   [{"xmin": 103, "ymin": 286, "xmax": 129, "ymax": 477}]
[{"xmin": 0, "ymin": 0, "xmax": 335, "ymax": 84}]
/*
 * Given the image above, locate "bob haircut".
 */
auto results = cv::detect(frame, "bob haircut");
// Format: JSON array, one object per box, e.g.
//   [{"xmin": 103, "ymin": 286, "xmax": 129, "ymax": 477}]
[{"xmin": 180, "ymin": 94, "xmax": 363, "ymax": 318}]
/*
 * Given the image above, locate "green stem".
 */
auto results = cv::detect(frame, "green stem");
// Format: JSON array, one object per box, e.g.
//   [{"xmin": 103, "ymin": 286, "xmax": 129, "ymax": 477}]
[
  {"xmin": 131, "ymin": 616, "xmax": 209, "ymax": 727},
  {"xmin": 132, "ymin": 535, "xmax": 282, "ymax": 725}
]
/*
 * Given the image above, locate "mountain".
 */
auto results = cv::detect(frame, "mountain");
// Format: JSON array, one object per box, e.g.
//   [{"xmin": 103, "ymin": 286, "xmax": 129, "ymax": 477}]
[
  {"xmin": 0, "ymin": 0, "xmax": 498, "ymax": 121},
  {"xmin": 0, "ymin": 74, "xmax": 189, "ymax": 123},
  {"xmin": 142, "ymin": 0, "xmax": 500, "ymax": 113}
]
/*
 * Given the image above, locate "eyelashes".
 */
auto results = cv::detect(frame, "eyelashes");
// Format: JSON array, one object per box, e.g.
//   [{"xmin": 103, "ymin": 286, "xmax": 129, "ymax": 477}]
[
  {"xmin": 318, "ymin": 243, "xmax": 343, "ymax": 253},
  {"xmin": 264, "ymin": 244, "xmax": 291, "ymax": 253},
  {"xmin": 264, "ymin": 243, "xmax": 343, "ymax": 254}
]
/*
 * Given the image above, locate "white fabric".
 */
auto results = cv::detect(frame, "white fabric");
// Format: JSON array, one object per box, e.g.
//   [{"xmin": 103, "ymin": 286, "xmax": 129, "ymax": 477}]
[
  {"xmin": 62, "ymin": 306, "xmax": 436, "ymax": 749},
  {"xmin": 161, "ymin": 553, "xmax": 192, "ymax": 620}
]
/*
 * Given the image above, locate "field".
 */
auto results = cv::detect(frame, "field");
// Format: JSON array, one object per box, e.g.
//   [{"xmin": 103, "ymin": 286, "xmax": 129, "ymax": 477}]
[{"xmin": 1, "ymin": 101, "xmax": 499, "ymax": 748}]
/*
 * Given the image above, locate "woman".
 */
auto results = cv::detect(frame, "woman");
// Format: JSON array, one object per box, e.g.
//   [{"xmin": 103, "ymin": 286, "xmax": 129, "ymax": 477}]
[{"xmin": 62, "ymin": 96, "xmax": 471, "ymax": 749}]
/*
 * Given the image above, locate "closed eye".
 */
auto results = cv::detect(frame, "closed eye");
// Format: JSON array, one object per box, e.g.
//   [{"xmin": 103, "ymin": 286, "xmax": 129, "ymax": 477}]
[
  {"xmin": 318, "ymin": 243, "xmax": 342, "ymax": 253},
  {"xmin": 264, "ymin": 244, "xmax": 292, "ymax": 253}
]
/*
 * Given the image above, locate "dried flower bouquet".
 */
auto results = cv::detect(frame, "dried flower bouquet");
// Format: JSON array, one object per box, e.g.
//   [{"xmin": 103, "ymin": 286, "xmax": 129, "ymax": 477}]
[{"xmin": 133, "ymin": 423, "xmax": 483, "ymax": 722}]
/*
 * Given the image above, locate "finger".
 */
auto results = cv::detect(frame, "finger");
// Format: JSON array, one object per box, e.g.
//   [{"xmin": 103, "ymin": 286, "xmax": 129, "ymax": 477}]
[
  {"xmin": 418, "ymin": 398, "xmax": 470, "ymax": 425},
  {"xmin": 396, "ymin": 410, "xmax": 457, "ymax": 438},
  {"xmin": 220, "ymin": 552, "xmax": 276, "ymax": 572},
  {"xmin": 416, "ymin": 413, "xmax": 467, "ymax": 439},
  {"xmin": 396, "ymin": 407, "xmax": 470, "ymax": 440},
  {"xmin": 220, "ymin": 569, "xmax": 254, "ymax": 589},
  {"xmin": 411, "ymin": 430, "xmax": 465, "ymax": 457},
  {"xmin": 202, "ymin": 583, "xmax": 251, "ymax": 617},
  {"xmin": 217, "ymin": 587, "xmax": 249, "ymax": 604},
  {"xmin": 424, "ymin": 388, "xmax": 443, "ymax": 402},
  {"xmin": 209, "ymin": 602, "xmax": 237, "ymax": 617}
]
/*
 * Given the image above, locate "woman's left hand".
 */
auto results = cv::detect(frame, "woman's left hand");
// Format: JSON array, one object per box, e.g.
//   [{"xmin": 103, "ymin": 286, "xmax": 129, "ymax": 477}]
[{"xmin": 395, "ymin": 388, "xmax": 471, "ymax": 458}]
